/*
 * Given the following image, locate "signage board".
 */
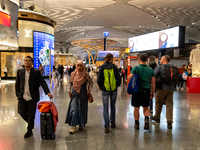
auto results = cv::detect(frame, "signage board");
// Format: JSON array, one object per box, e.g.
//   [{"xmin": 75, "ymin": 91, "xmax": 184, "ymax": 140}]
[
  {"xmin": 128, "ymin": 26, "xmax": 185, "ymax": 52},
  {"xmin": 98, "ymin": 51, "xmax": 119, "ymax": 58},
  {"xmin": 33, "ymin": 31, "xmax": 54, "ymax": 76},
  {"xmin": 0, "ymin": 11, "xmax": 11, "ymax": 27},
  {"xmin": 103, "ymin": 31, "xmax": 109, "ymax": 37}
]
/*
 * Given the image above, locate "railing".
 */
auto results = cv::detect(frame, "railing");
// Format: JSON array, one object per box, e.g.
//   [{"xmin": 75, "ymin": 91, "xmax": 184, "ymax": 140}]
[{"xmin": 19, "ymin": 0, "xmax": 49, "ymax": 16}]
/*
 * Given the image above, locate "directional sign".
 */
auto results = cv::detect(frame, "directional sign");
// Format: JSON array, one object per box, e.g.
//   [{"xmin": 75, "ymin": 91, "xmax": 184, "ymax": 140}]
[{"xmin": 103, "ymin": 31, "xmax": 109, "ymax": 37}]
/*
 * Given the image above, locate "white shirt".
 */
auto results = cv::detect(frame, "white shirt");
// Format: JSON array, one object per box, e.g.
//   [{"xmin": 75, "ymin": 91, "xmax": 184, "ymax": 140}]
[
  {"xmin": 23, "ymin": 69, "xmax": 32, "ymax": 101},
  {"xmin": 4, "ymin": 67, "xmax": 7, "ymax": 72}
]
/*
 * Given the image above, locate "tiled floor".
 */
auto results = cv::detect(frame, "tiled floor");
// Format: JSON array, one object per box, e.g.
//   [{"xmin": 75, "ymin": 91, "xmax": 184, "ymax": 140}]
[{"xmin": 0, "ymin": 76, "xmax": 200, "ymax": 150}]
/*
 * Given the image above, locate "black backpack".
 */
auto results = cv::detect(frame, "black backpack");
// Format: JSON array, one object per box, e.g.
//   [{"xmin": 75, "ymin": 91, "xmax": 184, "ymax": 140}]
[{"xmin": 163, "ymin": 64, "xmax": 179, "ymax": 85}]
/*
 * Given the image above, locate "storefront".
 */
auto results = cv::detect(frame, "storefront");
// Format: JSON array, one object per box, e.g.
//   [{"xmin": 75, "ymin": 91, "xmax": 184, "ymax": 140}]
[{"xmin": 0, "ymin": 6, "xmax": 56, "ymax": 78}]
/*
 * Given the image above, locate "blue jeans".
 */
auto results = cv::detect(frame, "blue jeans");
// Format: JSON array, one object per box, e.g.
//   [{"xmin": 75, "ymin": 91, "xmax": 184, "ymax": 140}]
[{"xmin": 102, "ymin": 90, "xmax": 117, "ymax": 127}]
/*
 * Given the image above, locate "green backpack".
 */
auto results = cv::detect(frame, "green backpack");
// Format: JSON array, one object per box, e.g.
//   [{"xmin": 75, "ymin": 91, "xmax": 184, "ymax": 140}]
[{"xmin": 103, "ymin": 68, "xmax": 116, "ymax": 91}]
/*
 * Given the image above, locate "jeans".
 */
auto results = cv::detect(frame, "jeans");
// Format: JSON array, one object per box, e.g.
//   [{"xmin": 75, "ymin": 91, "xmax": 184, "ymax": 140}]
[{"xmin": 102, "ymin": 90, "xmax": 117, "ymax": 127}]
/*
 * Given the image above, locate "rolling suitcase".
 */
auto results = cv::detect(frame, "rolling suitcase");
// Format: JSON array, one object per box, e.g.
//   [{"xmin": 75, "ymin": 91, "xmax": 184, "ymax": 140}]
[{"xmin": 40, "ymin": 111, "xmax": 55, "ymax": 139}]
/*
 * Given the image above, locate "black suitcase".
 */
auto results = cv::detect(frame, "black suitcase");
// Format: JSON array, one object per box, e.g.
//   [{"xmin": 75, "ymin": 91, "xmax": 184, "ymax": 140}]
[{"xmin": 40, "ymin": 111, "xmax": 55, "ymax": 139}]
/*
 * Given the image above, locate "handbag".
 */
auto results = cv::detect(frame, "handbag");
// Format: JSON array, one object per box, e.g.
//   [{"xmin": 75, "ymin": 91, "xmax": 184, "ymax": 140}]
[
  {"xmin": 127, "ymin": 66, "xmax": 140, "ymax": 94},
  {"xmin": 87, "ymin": 92, "xmax": 93, "ymax": 103}
]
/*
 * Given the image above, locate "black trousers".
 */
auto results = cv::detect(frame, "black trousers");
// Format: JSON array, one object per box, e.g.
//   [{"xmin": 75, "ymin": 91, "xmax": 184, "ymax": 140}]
[
  {"xmin": 18, "ymin": 99, "xmax": 37, "ymax": 131},
  {"xmin": 4, "ymin": 72, "xmax": 7, "ymax": 79}
]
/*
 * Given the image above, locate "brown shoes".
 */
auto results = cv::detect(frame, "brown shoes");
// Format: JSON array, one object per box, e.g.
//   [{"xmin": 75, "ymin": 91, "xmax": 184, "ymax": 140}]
[
  {"xmin": 111, "ymin": 123, "xmax": 116, "ymax": 128},
  {"xmin": 104, "ymin": 127, "xmax": 110, "ymax": 133}
]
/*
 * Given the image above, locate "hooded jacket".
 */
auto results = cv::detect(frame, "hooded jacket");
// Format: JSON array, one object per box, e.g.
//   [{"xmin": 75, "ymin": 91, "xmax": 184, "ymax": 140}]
[{"xmin": 97, "ymin": 63, "xmax": 121, "ymax": 92}]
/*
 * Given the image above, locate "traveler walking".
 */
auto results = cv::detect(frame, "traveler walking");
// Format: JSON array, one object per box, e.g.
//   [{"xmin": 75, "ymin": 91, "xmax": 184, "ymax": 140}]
[
  {"xmin": 177, "ymin": 64, "xmax": 187, "ymax": 91},
  {"xmin": 148, "ymin": 55, "xmax": 157, "ymax": 114},
  {"xmin": 65, "ymin": 61, "xmax": 93, "ymax": 134},
  {"xmin": 15, "ymin": 56, "xmax": 53, "ymax": 138},
  {"xmin": 128, "ymin": 53, "xmax": 155, "ymax": 130},
  {"xmin": 151, "ymin": 55, "xmax": 179, "ymax": 129},
  {"xmin": 97, "ymin": 53, "xmax": 121, "ymax": 133},
  {"xmin": 50, "ymin": 66, "xmax": 57, "ymax": 87},
  {"xmin": 59, "ymin": 65, "xmax": 64, "ymax": 79},
  {"xmin": 38, "ymin": 63, "xmax": 44, "ymax": 75},
  {"xmin": 4, "ymin": 65, "xmax": 8, "ymax": 79}
]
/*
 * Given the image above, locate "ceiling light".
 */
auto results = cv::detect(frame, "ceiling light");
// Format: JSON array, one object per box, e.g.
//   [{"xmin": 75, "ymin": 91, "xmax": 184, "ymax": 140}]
[{"xmin": 192, "ymin": 22, "xmax": 196, "ymax": 25}]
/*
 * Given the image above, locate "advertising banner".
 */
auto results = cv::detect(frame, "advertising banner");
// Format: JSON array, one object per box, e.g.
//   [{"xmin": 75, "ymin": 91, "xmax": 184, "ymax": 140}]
[
  {"xmin": 33, "ymin": 31, "xmax": 54, "ymax": 76},
  {"xmin": 98, "ymin": 51, "xmax": 119, "ymax": 58},
  {"xmin": 128, "ymin": 26, "xmax": 181, "ymax": 52},
  {"xmin": 0, "ymin": 11, "xmax": 11, "ymax": 27}
]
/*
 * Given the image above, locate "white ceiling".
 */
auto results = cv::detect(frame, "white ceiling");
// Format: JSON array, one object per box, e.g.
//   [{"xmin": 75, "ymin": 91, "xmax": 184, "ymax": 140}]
[{"xmin": 44, "ymin": 0, "xmax": 200, "ymax": 54}]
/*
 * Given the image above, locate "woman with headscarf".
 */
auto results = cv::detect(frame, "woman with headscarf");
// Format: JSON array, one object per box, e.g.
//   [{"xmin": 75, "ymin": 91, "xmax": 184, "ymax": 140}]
[{"xmin": 65, "ymin": 61, "xmax": 93, "ymax": 134}]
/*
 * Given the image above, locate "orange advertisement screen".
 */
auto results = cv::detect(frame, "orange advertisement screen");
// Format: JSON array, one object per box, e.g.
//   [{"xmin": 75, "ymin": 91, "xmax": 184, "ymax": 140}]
[{"xmin": 0, "ymin": 11, "xmax": 11, "ymax": 27}]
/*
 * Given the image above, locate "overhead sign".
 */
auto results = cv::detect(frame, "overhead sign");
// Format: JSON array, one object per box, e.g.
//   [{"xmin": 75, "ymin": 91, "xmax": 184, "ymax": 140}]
[
  {"xmin": 125, "ymin": 48, "xmax": 130, "ymax": 53},
  {"xmin": 0, "ymin": 11, "xmax": 11, "ymax": 27},
  {"xmin": 103, "ymin": 31, "xmax": 109, "ymax": 37},
  {"xmin": 128, "ymin": 26, "xmax": 185, "ymax": 52},
  {"xmin": 98, "ymin": 51, "xmax": 119, "ymax": 58}
]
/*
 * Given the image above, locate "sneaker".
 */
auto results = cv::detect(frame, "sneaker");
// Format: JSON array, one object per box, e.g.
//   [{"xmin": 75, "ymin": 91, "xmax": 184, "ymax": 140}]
[
  {"xmin": 134, "ymin": 123, "xmax": 139, "ymax": 130},
  {"xmin": 144, "ymin": 118, "xmax": 149, "ymax": 130},
  {"xmin": 177, "ymin": 87, "xmax": 179, "ymax": 91},
  {"xmin": 181, "ymin": 87, "xmax": 184, "ymax": 91},
  {"xmin": 151, "ymin": 116, "xmax": 160, "ymax": 123},
  {"xmin": 167, "ymin": 123, "xmax": 172, "ymax": 129},
  {"xmin": 24, "ymin": 130, "xmax": 33, "ymax": 138},
  {"xmin": 104, "ymin": 127, "xmax": 110, "ymax": 133},
  {"xmin": 111, "ymin": 123, "xmax": 116, "ymax": 128},
  {"xmin": 69, "ymin": 126, "xmax": 76, "ymax": 134}
]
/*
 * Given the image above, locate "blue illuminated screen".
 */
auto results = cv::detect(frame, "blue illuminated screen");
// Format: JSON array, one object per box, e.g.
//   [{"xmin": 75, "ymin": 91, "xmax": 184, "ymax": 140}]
[{"xmin": 33, "ymin": 31, "xmax": 54, "ymax": 76}]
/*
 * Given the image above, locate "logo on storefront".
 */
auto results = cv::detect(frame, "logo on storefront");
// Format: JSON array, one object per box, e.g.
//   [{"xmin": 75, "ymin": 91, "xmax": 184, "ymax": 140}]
[{"xmin": 25, "ymin": 29, "xmax": 32, "ymax": 37}]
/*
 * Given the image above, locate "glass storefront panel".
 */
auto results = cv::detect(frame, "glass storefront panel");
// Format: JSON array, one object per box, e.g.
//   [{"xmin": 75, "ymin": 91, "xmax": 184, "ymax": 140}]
[{"xmin": 1, "ymin": 52, "xmax": 33, "ymax": 77}]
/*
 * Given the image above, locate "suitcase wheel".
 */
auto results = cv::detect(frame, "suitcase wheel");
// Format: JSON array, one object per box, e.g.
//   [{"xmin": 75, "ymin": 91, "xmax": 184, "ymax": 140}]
[
  {"xmin": 52, "ymin": 133, "xmax": 55, "ymax": 139},
  {"xmin": 42, "ymin": 135, "xmax": 46, "ymax": 139}
]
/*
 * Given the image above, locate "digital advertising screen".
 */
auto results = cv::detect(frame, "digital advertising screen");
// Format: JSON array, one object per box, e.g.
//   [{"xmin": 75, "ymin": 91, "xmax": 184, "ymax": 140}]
[
  {"xmin": 98, "ymin": 51, "xmax": 119, "ymax": 58},
  {"xmin": 0, "ymin": 11, "xmax": 11, "ymax": 27},
  {"xmin": 128, "ymin": 26, "xmax": 185, "ymax": 52},
  {"xmin": 33, "ymin": 31, "xmax": 54, "ymax": 76}
]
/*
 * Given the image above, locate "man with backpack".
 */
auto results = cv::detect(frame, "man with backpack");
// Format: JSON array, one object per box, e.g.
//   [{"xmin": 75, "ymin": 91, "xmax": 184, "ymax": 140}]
[
  {"xmin": 97, "ymin": 53, "xmax": 121, "ymax": 133},
  {"xmin": 128, "ymin": 53, "xmax": 155, "ymax": 130},
  {"xmin": 151, "ymin": 55, "xmax": 179, "ymax": 129}
]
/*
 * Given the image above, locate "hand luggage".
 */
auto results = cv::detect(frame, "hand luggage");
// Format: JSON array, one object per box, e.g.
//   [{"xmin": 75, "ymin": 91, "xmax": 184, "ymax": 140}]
[
  {"xmin": 40, "ymin": 111, "xmax": 55, "ymax": 139},
  {"xmin": 127, "ymin": 66, "xmax": 140, "ymax": 94}
]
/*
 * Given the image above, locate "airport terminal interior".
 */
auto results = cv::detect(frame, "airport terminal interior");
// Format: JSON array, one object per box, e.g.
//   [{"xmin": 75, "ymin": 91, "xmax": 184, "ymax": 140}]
[{"xmin": 1, "ymin": 0, "xmax": 200, "ymax": 150}]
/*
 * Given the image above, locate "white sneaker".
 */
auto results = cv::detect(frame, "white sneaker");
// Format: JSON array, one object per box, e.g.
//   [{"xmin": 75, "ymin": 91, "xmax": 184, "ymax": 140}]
[
  {"xmin": 177, "ymin": 87, "xmax": 179, "ymax": 91},
  {"xmin": 69, "ymin": 126, "xmax": 76, "ymax": 134},
  {"xmin": 181, "ymin": 87, "xmax": 184, "ymax": 91}
]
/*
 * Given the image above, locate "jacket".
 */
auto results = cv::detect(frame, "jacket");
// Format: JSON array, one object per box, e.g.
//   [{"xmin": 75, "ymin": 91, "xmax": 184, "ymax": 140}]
[
  {"xmin": 97, "ymin": 63, "xmax": 121, "ymax": 92},
  {"xmin": 15, "ymin": 68, "xmax": 50, "ymax": 103}
]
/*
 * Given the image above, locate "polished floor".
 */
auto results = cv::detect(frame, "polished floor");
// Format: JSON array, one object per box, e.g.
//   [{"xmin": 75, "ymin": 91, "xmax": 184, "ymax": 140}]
[{"xmin": 0, "ymin": 75, "xmax": 200, "ymax": 150}]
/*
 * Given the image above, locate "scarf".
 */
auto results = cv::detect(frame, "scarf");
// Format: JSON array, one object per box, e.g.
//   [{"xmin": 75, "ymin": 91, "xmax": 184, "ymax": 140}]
[{"xmin": 71, "ymin": 61, "xmax": 89, "ymax": 94}]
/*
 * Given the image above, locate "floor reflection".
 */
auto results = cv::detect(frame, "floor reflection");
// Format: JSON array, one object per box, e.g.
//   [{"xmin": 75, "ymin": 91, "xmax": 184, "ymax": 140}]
[{"xmin": 0, "ymin": 76, "xmax": 200, "ymax": 150}]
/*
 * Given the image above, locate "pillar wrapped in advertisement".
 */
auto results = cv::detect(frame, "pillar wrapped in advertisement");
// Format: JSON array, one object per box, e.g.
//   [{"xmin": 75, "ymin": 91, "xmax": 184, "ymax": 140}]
[{"xmin": 33, "ymin": 31, "xmax": 54, "ymax": 76}]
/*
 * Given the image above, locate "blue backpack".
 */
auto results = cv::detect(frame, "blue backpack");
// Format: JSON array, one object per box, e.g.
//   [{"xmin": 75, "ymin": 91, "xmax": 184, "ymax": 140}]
[{"xmin": 127, "ymin": 67, "xmax": 140, "ymax": 94}]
